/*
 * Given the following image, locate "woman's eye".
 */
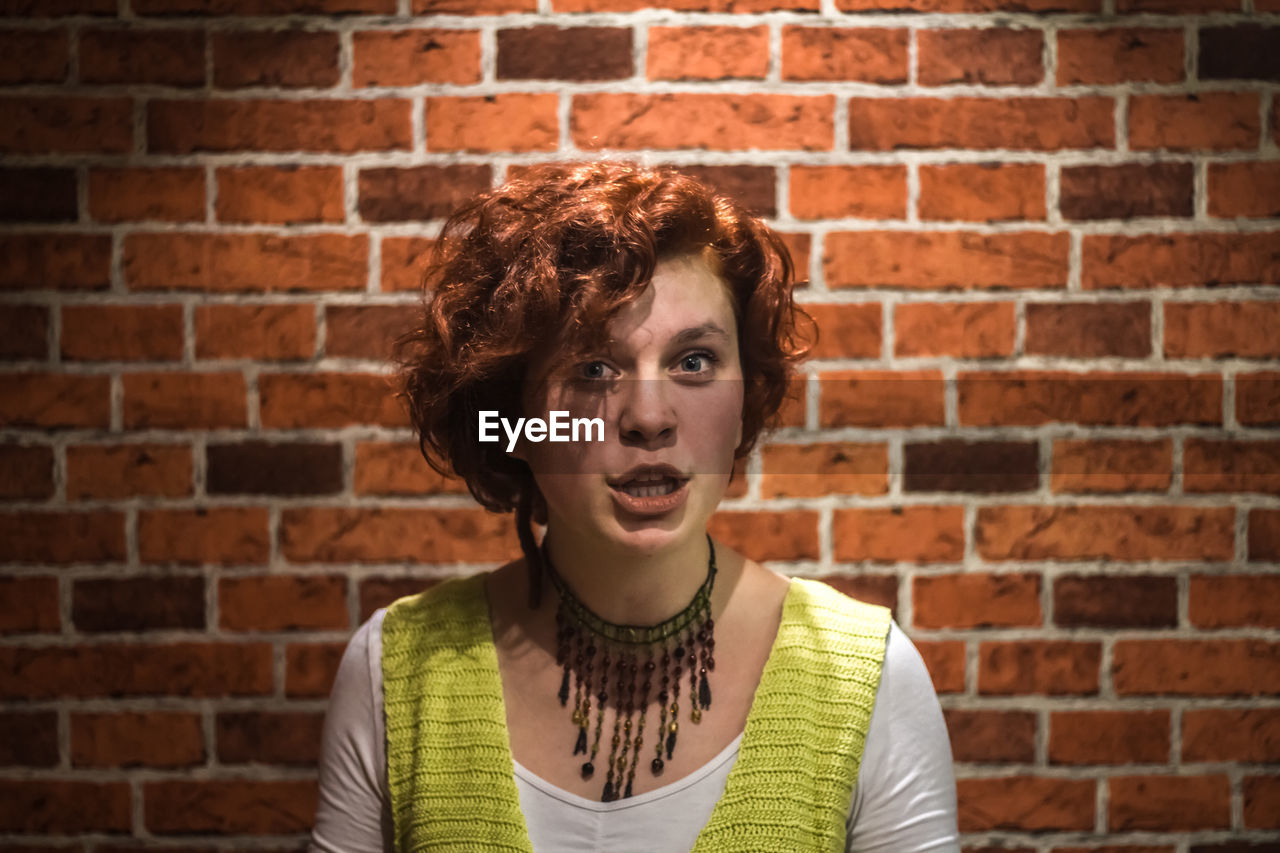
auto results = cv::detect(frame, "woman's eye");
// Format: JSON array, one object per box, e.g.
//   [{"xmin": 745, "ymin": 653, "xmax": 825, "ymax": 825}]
[
  {"xmin": 577, "ymin": 361, "xmax": 612, "ymax": 380},
  {"xmin": 678, "ymin": 352, "xmax": 717, "ymax": 374}
]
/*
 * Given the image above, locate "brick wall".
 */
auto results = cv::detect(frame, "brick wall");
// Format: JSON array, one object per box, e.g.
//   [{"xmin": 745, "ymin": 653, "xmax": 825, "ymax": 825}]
[{"xmin": 1, "ymin": 0, "xmax": 1278, "ymax": 849}]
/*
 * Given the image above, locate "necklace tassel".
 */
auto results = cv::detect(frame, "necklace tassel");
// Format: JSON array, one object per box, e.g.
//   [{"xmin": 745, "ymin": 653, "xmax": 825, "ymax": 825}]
[
  {"xmin": 573, "ymin": 725, "xmax": 587, "ymax": 755},
  {"xmin": 698, "ymin": 669, "xmax": 711, "ymax": 709}
]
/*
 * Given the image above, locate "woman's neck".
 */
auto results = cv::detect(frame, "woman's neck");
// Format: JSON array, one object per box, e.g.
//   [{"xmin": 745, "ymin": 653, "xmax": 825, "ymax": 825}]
[{"xmin": 539, "ymin": 527, "xmax": 714, "ymax": 626}]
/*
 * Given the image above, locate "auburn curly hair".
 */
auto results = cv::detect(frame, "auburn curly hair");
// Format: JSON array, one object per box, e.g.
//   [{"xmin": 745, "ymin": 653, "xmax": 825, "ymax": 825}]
[{"xmin": 390, "ymin": 161, "xmax": 813, "ymax": 607}]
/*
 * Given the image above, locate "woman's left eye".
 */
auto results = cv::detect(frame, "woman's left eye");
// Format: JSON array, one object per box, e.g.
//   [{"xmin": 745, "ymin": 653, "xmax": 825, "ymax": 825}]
[{"xmin": 677, "ymin": 352, "xmax": 717, "ymax": 374}]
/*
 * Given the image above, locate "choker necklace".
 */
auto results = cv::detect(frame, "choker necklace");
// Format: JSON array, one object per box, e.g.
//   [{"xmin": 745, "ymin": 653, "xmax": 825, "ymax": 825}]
[{"xmin": 541, "ymin": 533, "xmax": 718, "ymax": 802}]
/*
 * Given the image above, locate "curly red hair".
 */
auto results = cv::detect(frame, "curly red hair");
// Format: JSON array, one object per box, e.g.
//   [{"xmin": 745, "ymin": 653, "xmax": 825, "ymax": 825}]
[{"xmin": 391, "ymin": 161, "xmax": 812, "ymax": 604}]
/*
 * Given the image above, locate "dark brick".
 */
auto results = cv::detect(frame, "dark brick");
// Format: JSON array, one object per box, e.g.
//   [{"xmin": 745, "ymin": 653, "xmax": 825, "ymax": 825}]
[
  {"xmin": 810, "ymin": 573, "xmax": 898, "ymax": 618},
  {"xmin": 945, "ymin": 709, "xmax": 1037, "ymax": 763},
  {"xmin": 1199, "ymin": 26, "xmax": 1280, "ymax": 82},
  {"xmin": 905, "ymin": 440, "xmax": 1039, "ymax": 493},
  {"xmin": 1054, "ymin": 574, "xmax": 1178, "ymax": 628},
  {"xmin": 216, "ymin": 710, "xmax": 323, "ymax": 765},
  {"xmin": 1061, "ymin": 162, "xmax": 1194, "ymax": 220},
  {"xmin": 0, "ymin": 444, "xmax": 54, "ymax": 499},
  {"xmin": 674, "ymin": 164, "xmax": 777, "ymax": 217},
  {"xmin": 206, "ymin": 441, "xmax": 342, "ymax": 496},
  {"xmin": 0, "ymin": 304, "xmax": 49, "ymax": 359},
  {"xmin": 212, "ymin": 29, "xmax": 340, "ymax": 88},
  {"xmin": 73, "ymin": 575, "xmax": 206, "ymax": 632},
  {"xmin": 80, "ymin": 27, "xmax": 204, "ymax": 86},
  {"xmin": 325, "ymin": 304, "xmax": 416, "ymax": 360},
  {"xmin": 357, "ymin": 163, "xmax": 491, "ymax": 223},
  {"xmin": 1025, "ymin": 301, "xmax": 1152, "ymax": 358},
  {"xmin": 0, "ymin": 711, "xmax": 58, "ymax": 766},
  {"xmin": 358, "ymin": 576, "xmax": 438, "ymax": 621},
  {"xmin": 496, "ymin": 26, "xmax": 632, "ymax": 81},
  {"xmin": 0, "ymin": 168, "xmax": 77, "ymax": 222}
]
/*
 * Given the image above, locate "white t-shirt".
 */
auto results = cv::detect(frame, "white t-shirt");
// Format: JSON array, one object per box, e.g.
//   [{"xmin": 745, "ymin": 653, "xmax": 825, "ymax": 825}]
[{"xmin": 309, "ymin": 606, "xmax": 960, "ymax": 853}]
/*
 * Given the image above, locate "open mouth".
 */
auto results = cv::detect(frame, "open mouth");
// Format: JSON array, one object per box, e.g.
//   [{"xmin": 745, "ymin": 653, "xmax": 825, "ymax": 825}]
[
  {"xmin": 615, "ymin": 476, "xmax": 683, "ymax": 498},
  {"xmin": 606, "ymin": 465, "xmax": 690, "ymax": 512}
]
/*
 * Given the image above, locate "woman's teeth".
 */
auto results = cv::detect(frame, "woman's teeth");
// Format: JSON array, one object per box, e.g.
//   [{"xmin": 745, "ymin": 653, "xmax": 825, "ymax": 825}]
[{"xmin": 619, "ymin": 478, "xmax": 679, "ymax": 497}]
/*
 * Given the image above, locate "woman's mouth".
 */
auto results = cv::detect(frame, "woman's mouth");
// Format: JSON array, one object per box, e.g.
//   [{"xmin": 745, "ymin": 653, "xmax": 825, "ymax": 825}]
[
  {"xmin": 616, "ymin": 476, "xmax": 682, "ymax": 498},
  {"xmin": 607, "ymin": 467, "xmax": 690, "ymax": 515}
]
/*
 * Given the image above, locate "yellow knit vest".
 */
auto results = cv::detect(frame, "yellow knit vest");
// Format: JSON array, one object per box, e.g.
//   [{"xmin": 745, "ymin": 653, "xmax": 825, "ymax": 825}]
[{"xmin": 382, "ymin": 572, "xmax": 891, "ymax": 853}]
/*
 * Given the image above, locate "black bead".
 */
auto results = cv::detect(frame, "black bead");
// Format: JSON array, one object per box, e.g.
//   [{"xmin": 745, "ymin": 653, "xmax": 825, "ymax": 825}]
[
  {"xmin": 574, "ymin": 726, "xmax": 588, "ymax": 755},
  {"xmin": 624, "ymin": 780, "xmax": 633, "ymax": 798},
  {"xmin": 581, "ymin": 761, "xmax": 594, "ymax": 779},
  {"xmin": 665, "ymin": 728, "xmax": 677, "ymax": 760},
  {"xmin": 602, "ymin": 781, "xmax": 615, "ymax": 802},
  {"xmin": 699, "ymin": 670, "xmax": 712, "ymax": 709},
  {"xmin": 651, "ymin": 757, "xmax": 664, "ymax": 774},
  {"xmin": 558, "ymin": 667, "xmax": 571, "ymax": 706}
]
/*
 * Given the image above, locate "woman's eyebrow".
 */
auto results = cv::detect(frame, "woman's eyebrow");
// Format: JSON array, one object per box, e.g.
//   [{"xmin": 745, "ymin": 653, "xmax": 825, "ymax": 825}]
[{"xmin": 671, "ymin": 322, "xmax": 730, "ymax": 346}]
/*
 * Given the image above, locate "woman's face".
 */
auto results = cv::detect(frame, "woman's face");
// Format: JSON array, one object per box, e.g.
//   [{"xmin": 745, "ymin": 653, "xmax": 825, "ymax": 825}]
[{"xmin": 514, "ymin": 249, "xmax": 744, "ymax": 557}]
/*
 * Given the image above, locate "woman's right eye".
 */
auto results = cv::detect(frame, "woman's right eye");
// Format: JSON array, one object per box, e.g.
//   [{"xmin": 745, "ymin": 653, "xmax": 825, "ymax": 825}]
[{"xmin": 576, "ymin": 361, "xmax": 615, "ymax": 381}]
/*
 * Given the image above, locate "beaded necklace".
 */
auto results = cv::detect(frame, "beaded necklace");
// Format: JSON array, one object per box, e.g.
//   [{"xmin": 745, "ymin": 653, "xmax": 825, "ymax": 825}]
[{"xmin": 542, "ymin": 533, "xmax": 718, "ymax": 802}]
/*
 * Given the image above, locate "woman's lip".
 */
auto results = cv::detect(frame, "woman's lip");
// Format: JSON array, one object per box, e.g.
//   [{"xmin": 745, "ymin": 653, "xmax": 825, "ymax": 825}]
[{"xmin": 608, "ymin": 478, "xmax": 689, "ymax": 516}]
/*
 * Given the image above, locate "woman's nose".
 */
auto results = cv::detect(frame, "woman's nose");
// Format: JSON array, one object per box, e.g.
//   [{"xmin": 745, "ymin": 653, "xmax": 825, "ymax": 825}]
[{"xmin": 617, "ymin": 378, "xmax": 677, "ymax": 446}]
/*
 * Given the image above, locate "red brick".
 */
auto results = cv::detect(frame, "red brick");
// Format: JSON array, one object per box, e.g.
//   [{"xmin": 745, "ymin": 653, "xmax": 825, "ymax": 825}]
[
  {"xmin": 0, "ymin": 444, "xmax": 54, "ymax": 499},
  {"xmin": 1165, "ymin": 302, "xmax": 1280, "ymax": 358},
  {"xmin": 1110, "ymin": 775, "xmax": 1231, "ymax": 831},
  {"xmin": 125, "ymin": 232, "xmax": 368, "ymax": 293},
  {"xmin": 216, "ymin": 165, "xmax": 343, "ymax": 224},
  {"xmin": 71, "ymin": 711, "xmax": 204, "ymax": 767},
  {"xmin": 353, "ymin": 29, "xmax": 481, "ymax": 86},
  {"xmin": 496, "ymin": 26, "xmax": 632, "ymax": 81},
  {"xmin": 1251, "ymin": 508, "xmax": 1280, "ymax": 561},
  {"xmin": 802, "ymin": 302, "xmax": 881, "ymax": 359},
  {"xmin": 557, "ymin": 0, "xmax": 815, "ymax": 9},
  {"xmin": 1024, "ymin": 301, "xmax": 1152, "ymax": 358},
  {"xmin": 212, "ymin": 29, "xmax": 339, "ymax": 88},
  {"xmin": 0, "ymin": 372, "xmax": 109, "ymax": 428},
  {"xmin": 819, "ymin": 369, "xmax": 945, "ymax": 428},
  {"xmin": 380, "ymin": 235, "xmax": 436, "ymax": 292},
  {"xmin": 0, "ymin": 510, "xmax": 124, "ymax": 563},
  {"xmin": 0, "ymin": 710, "xmax": 57, "ymax": 765},
  {"xmin": 0, "ymin": 577, "xmax": 59, "ymax": 634},
  {"xmin": 61, "ymin": 304, "xmax": 184, "ymax": 362},
  {"xmin": 122, "ymin": 371, "xmax": 246, "ymax": 429},
  {"xmin": 979, "ymin": 640, "xmax": 1101, "ymax": 695},
  {"xmin": 917, "ymin": 28, "xmax": 1043, "ymax": 85},
  {"xmin": 848, "ymin": 97, "xmax": 1112, "ymax": 150},
  {"xmin": 1183, "ymin": 708, "xmax": 1280, "ymax": 762},
  {"xmin": 148, "ymin": 98, "xmax": 411, "ymax": 153},
  {"xmin": 81, "ymin": 28, "xmax": 203, "ymax": 86},
  {"xmin": 1056, "ymin": 27, "xmax": 1184, "ymax": 85},
  {"xmin": 138, "ymin": 507, "xmax": 269, "ymax": 565},
  {"xmin": 1054, "ymin": 574, "xmax": 1177, "ymax": 628},
  {"xmin": 919, "ymin": 163, "xmax": 1045, "ymax": 222},
  {"xmin": 894, "ymin": 302, "xmax": 1015, "ymax": 358},
  {"xmin": 1209, "ymin": 162, "xmax": 1280, "ymax": 218},
  {"xmin": 285, "ymin": 641, "xmax": 345, "ymax": 697},
  {"xmin": 1051, "ymin": 438, "xmax": 1172, "ymax": 494},
  {"xmin": 1238, "ymin": 371, "xmax": 1280, "ymax": 426},
  {"xmin": 0, "ymin": 304, "xmax": 48, "ymax": 359},
  {"xmin": 979, "ymin": 505, "xmax": 1233, "ymax": 562},
  {"xmin": 0, "ymin": 28, "xmax": 68, "ymax": 84},
  {"xmin": 1083, "ymin": 232, "xmax": 1280, "ymax": 289},
  {"xmin": 573, "ymin": 93, "xmax": 833, "ymax": 151},
  {"xmin": 0, "ymin": 780, "xmax": 131, "ymax": 832},
  {"xmin": 958, "ymin": 370, "xmax": 1221, "ymax": 427},
  {"xmin": 144, "ymin": 779, "xmax": 315, "ymax": 833},
  {"xmin": 946, "ymin": 709, "xmax": 1036, "ymax": 763},
  {"xmin": 0, "ymin": 233, "xmax": 112, "ymax": 291},
  {"xmin": 1185, "ymin": 439, "xmax": 1280, "ymax": 494},
  {"xmin": 780, "ymin": 27, "xmax": 908, "ymax": 82},
  {"xmin": 647, "ymin": 25, "xmax": 768, "ymax": 81},
  {"xmin": 281, "ymin": 507, "xmax": 516, "ymax": 563},
  {"xmin": 707, "ymin": 510, "xmax": 820, "ymax": 561},
  {"xmin": 1190, "ymin": 575, "xmax": 1280, "ymax": 627},
  {"xmin": 761, "ymin": 442, "xmax": 887, "ymax": 498},
  {"xmin": 220, "ymin": 574, "xmax": 348, "ymax": 631},
  {"xmin": 354, "ymin": 441, "xmax": 466, "ymax": 496},
  {"xmin": 958, "ymin": 777, "xmax": 1095, "ymax": 832},
  {"xmin": 427, "ymin": 94, "xmax": 558, "ymax": 152},
  {"xmin": 1244, "ymin": 775, "xmax": 1280, "ymax": 829},
  {"xmin": 915, "ymin": 573, "xmax": 1040, "ymax": 629},
  {"xmin": 88, "ymin": 167, "xmax": 204, "ymax": 223},
  {"xmin": 259, "ymin": 372, "xmax": 407, "ymax": 428},
  {"xmin": 1061, "ymin": 162, "xmax": 1194, "ymax": 220},
  {"xmin": 412, "ymin": 0, "xmax": 532, "ymax": 10},
  {"xmin": 840, "ymin": 0, "xmax": 1098, "ymax": 8},
  {"xmin": 1049, "ymin": 710, "xmax": 1169, "ymax": 764},
  {"xmin": 73, "ymin": 575, "xmax": 205, "ymax": 632},
  {"xmin": 0, "ymin": 96, "xmax": 131, "ymax": 154},
  {"xmin": 833, "ymin": 505, "xmax": 964, "ymax": 563},
  {"xmin": 790, "ymin": 165, "xmax": 905, "ymax": 220},
  {"xmin": 672, "ymin": 165, "xmax": 778, "ymax": 217},
  {"xmin": 824, "ymin": 231, "xmax": 1069, "ymax": 290},
  {"xmin": 194, "ymin": 303, "xmax": 316, "ymax": 360},
  {"xmin": 216, "ymin": 710, "xmax": 323, "ymax": 764},
  {"xmin": 916, "ymin": 640, "xmax": 965, "ymax": 693},
  {"xmin": 136, "ymin": 0, "xmax": 395, "ymax": 11},
  {"xmin": 813, "ymin": 574, "xmax": 898, "ymax": 615},
  {"xmin": 0, "ymin": 642, "xmax": 273, "ymax": 698},
  {"xmin": 358, "ymin": 163, "xmax": 492, "ymax": 222},
  {"xmin": 1130, "ymin": 93, "xmax": 1260, "ymax": 150},
  {"xmin": 1114, "ymin": 639, "xmax": 1280, "ymax": 696}
]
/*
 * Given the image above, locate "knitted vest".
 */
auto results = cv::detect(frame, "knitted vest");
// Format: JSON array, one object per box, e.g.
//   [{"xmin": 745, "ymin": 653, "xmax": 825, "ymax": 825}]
[{"xmin": 381, "ymin": 572, "xmax": 891, "ymax": 853}]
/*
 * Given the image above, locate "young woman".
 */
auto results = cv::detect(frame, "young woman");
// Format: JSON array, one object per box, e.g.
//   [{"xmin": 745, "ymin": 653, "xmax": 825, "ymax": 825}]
[{"xmin": 309, "ymin": 162, "xmax": 959, "ymax": 852}]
